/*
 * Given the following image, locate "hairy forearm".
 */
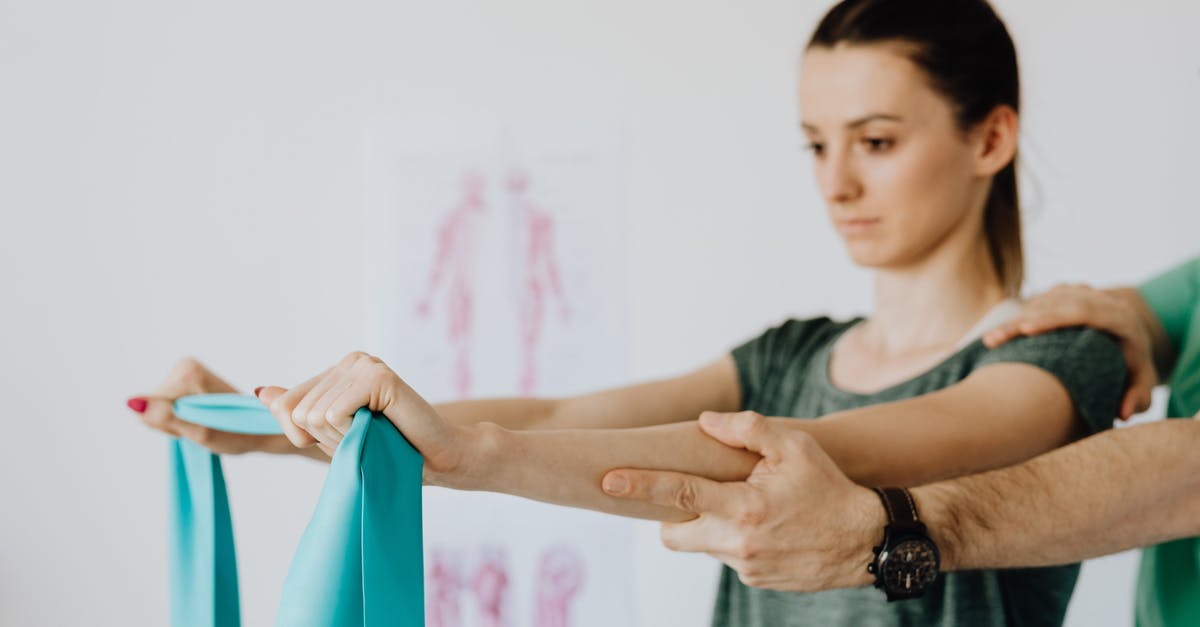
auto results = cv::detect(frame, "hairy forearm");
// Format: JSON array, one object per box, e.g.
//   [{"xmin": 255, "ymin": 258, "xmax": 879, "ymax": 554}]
[
  {"xmin": 914, "ymin": 419, "xmax": 1200, "ymax": 571},
  {"xmin": 438, "ymin": 421, "xmax": 760, "ymax": 522}
]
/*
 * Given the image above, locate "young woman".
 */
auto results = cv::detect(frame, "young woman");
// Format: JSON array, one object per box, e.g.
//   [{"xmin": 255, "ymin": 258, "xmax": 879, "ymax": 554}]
[{"xmin": 131, "ymin": 0, "xmax": 1125, "ymax": 624}]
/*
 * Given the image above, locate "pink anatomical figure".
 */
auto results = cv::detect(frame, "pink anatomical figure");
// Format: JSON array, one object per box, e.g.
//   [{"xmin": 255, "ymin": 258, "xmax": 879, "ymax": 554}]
[
  {"xmin": 506, "ymin": 168, "xmax": 571, "ymax": 395},
  {"xmin": 534, "ymin": 546, "xmax": 585, "ymax": 627},
  {"xmin": 428, "ymin": 548, "xmax": 466, "ymax": 627},
  {"xmin": 469, "ymin": 547, "xmax": 512, "ymax": 627},
  {"xmin": 416, "ymin": 171, "xmax": 486, "ymax": 399}
]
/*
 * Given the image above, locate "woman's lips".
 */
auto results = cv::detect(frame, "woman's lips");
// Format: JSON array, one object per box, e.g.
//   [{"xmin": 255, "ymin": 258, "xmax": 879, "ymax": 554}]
[{"xmin": 836, "ymin": 217, "xmax": 881, "ymax": 236}]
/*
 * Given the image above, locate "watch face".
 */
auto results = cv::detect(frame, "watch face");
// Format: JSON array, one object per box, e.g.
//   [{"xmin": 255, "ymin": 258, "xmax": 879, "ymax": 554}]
[{"xmin": 879, "ymin": 538, "xmax": 939, "ymax": 595}]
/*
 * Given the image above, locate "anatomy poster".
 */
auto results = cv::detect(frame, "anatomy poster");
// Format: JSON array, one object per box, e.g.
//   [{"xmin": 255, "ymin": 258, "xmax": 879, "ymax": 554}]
[{"xmin": 364, "ymin": 117, "xmax": 633, "ymax": 627}]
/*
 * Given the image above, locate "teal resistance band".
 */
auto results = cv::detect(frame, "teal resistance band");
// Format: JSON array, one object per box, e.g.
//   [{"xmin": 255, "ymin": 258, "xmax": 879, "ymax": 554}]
[{"xmin": 169, "ymin": 393, "xmax": 424, "ymax": 626}]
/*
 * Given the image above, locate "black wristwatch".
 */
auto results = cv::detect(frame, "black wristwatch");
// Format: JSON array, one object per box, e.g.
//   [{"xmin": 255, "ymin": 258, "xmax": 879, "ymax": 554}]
[{"xmin": 867, "ymin": 486, "xmax": 941, "ymax": 602}]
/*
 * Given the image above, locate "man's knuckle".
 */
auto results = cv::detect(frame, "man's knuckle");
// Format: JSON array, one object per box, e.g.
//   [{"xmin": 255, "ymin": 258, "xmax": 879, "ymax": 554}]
[
  {"xmin": 674, "ymin": 481, "xmax": 698, "ymax": 511},
  {"xmin": 737, "ymin": 411, "xmax": 765, "ymax": 433},
  {"xmin": 737, "ymin": 503, "xmax": 767, "ymax": 529},
  {"xmin": 733, "ymin": 537, "xmax": 758, "ymax": 561},
  {"xmin": 737, "ymin": 571, "xmax": 764, "ymax": 588},
  {"xmin": 790, "ymin": 430, "xmax": 820, "ymax": 455}
]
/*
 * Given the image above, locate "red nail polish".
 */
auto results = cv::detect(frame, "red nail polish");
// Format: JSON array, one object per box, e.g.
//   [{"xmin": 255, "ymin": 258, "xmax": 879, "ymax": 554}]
[
  {"xmin": 253, "ymin": 386, "xmax": 264, "ymax": 397},
  {"xmin": 127, "ymin": 397, "xmax": 148, "ymax": 413}
]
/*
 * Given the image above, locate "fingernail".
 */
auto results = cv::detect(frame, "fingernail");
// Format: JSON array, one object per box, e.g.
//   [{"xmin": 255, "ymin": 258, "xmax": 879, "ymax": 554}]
[
  {"xmin": 253, "ymin": 386, "xmax": 264, "ymax": 397},
  {"xmin": 126, "ymin": 397, "xmax": 148, "ymax": 414},
  {"xmin": 603, "ymin": 474, "xmax": 628, "ymax": 495}
]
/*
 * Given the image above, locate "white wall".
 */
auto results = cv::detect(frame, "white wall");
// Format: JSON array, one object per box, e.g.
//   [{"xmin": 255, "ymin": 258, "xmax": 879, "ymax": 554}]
[{"xmin": 2, "ymin": 1, "xmax": 1197, "ymax": 625}]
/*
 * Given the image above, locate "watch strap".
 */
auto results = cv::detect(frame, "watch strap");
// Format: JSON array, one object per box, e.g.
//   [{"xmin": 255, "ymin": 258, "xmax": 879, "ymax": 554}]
[{"xmin": 873, "ymin": 486, "xmax": 924, "ymax": 535}]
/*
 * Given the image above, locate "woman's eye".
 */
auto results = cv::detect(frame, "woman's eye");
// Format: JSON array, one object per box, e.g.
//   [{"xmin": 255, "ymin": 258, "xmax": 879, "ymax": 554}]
[
  {"xmin": 862, "ymin": 138, "xmax": 894, "ymax": 152},
  {"xmin": 804, "ymin": 142, "xmax": 825, "ymax": 156}
]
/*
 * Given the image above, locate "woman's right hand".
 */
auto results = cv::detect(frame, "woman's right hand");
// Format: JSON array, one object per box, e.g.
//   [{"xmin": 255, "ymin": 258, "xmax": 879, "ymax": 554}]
[{"xmin": 128, "ymin": 357, "xmax": 316, "ymax": 458}]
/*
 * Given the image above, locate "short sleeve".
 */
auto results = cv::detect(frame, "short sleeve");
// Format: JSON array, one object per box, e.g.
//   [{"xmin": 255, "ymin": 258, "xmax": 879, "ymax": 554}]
[
  {"xmin": 977, "ymin": 327, "xmax": 1125, "ymax": 434},
  {"xmin": 1139, "ymin": 256, "xmax": 1200, "ymax": 352},
  {"xmin": 731, "ymin": 317, "xmax": 834, "ymax": 412}
]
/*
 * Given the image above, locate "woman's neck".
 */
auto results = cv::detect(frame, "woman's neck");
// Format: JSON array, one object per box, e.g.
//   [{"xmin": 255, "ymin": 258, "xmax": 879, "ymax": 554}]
[{"xmin": 861, "ymin": 233, "xmax": 1008, "ymax": 356}]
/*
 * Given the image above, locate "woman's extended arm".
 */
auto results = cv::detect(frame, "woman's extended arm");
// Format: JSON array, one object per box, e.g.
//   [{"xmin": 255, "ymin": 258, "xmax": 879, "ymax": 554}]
[
  {"xmin": 130, "ymin": 355, "xmax": 741, "ymax": 460},
  {"xmin": 435, "ymin": 356, "xmax": 740, "ymax": 430},
  {"xmin": 455, "ymin": 360, "xmax": 1091, "ymax": 516},
  {"xmin": 260, "ymin": 350, "xmax": 1106, "ymax": 522}
]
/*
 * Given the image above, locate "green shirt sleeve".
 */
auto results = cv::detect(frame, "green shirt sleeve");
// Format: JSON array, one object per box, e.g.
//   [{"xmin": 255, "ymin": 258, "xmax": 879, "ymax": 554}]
[
  {"xmin": 1138, "ymin": 256, "xmax": 1200, "ymax": 352},
  {"xmin": 731, "ymin": 317, "xmax": 833, "ymax": 412},
  {"xmin": 976, "ymin": 328, "xmax": 1125, "ymax": 434}
]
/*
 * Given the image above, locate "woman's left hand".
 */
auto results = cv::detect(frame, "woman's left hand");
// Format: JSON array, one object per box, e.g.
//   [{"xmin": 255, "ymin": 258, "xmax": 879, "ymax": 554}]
[{"xmin": 255, "ymin": 351, "xmax": 473, "ymax": 481}]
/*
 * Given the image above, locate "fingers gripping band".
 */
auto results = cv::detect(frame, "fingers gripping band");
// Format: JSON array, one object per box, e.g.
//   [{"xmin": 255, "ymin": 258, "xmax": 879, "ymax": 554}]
[{"xmin": 169, "ymin": 393, "xmax": 424, "ymax": 626}]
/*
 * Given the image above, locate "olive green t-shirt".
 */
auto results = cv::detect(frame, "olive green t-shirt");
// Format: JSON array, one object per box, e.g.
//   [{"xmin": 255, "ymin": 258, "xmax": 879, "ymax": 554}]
[{"xmin": 716, "ymin": 316, "xmax": 1126, "ymax": 627}]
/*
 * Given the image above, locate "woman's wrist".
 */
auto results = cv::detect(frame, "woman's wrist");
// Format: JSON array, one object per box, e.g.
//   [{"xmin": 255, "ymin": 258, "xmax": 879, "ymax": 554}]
[{"xmin": 427, "ymin": 421, "xmax": 511, "ymax": 491}]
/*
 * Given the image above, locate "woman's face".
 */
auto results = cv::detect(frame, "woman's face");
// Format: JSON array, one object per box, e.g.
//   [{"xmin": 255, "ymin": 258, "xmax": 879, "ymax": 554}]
[{"xmin": 798, "ymin": 43, "xmax": 989, "ymax": 270}]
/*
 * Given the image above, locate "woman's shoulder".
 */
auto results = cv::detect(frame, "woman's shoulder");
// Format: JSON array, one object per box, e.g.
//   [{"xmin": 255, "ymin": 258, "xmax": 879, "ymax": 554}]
[
  {"xmin": 974, "ymin": 326, "xmax": 1126, "ymax": 433},
  {"xmin": 979, "ymin": 325, "xmax": 1123, "ymax": 365}
]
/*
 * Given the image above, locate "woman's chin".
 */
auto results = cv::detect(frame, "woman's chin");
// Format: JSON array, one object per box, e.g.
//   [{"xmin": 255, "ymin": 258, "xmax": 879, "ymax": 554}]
[{"xmin": 842, "ymin": 243, "xmax": 897, "ymax": 269}]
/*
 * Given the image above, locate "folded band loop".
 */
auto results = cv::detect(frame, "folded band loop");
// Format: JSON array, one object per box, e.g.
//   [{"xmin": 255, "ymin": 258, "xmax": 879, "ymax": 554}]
[{"xmin": 175, "ymin": 394, "xmax": 285, "ymax": 435}]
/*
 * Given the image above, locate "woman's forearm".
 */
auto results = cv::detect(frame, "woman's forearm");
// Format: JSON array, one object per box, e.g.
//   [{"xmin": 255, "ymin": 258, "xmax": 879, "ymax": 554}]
[
  {"xmin": 439, "ymin": 420, "xmax": 761, "ymax": 522},
  {"xmin": 436, "ymin": 397, "xmax": 560, "ymax": 430},
  {"xmin": 434, "ymin": 357, "xmax": 741, "ymax": 431}
]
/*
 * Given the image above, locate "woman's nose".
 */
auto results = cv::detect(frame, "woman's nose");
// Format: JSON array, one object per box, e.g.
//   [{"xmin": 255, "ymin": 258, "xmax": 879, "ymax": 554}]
[{"xmin": 820, "ymin": 147, "xmax": 863, "ymax": 204}]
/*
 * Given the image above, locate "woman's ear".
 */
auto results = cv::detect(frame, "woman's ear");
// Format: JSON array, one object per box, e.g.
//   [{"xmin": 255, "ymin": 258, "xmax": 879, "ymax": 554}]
[{"xmin": 972, "ymin": 104, "xmax": 1019, "ymax": 176}]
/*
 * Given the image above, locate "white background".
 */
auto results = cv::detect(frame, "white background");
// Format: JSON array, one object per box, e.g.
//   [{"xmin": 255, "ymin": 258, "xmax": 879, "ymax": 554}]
[{"xmin": 1, "ymin": 1, "xmax": 1197, "ymax": 625}]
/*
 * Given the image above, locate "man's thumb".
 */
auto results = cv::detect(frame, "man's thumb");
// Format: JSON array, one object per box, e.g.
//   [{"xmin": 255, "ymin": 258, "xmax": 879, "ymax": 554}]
[{"xmin": 698, "ymin": 410, "xmax": 776, "ymax": 457}]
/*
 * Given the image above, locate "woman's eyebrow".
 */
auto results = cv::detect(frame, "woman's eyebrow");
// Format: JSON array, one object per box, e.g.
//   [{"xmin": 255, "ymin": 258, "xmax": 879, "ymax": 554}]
[
  {"xmin": 846, "ymin": 114, "xmax": 903, "ymax": 128},
  {"xmin": 801, "ymin": 114, "xmax": 903, "ymax": 133}
]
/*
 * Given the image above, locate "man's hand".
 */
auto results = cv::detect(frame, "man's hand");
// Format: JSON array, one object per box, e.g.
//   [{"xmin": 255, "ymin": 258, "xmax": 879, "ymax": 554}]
[
  {"xmin": 983, "ymin": 283, "xmax": 1159, "ymax": 419},
  {"xmin": 601, "ymin": 411, "xmax": 881, "ymax": 592}
]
